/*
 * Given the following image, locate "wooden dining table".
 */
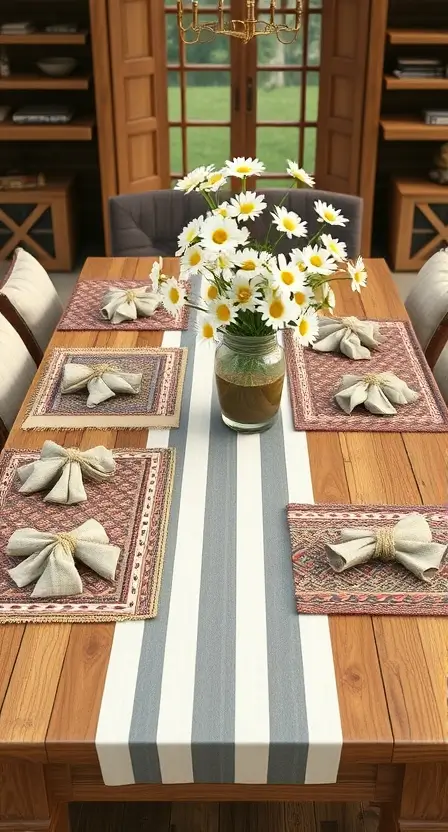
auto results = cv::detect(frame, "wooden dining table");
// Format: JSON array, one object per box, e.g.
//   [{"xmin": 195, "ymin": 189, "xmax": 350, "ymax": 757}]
[{"xmin": 0, "ymin": 256, "xmax": 447, "ymax": 832}]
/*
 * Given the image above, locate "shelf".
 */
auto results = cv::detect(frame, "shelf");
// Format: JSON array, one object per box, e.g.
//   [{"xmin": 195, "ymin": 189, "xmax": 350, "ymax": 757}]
[
  {"xmin": 384, "ymin": 74, "xmax": 448, "ymax": 90},
  {"xmin": 387, "ymin": 28, "xmax": 448, "ymax": 45},
  {"xmin": 0, "ymin": 73, "xmax": 90, "ymax": 90},
  {"xmin": 0, "ymin": 31, "xmax": 88, "ymax": 45},
  {"xmin": 381, "ymin": 115, "xmax": 448, "ymax": 140},
  {"xmin": 0, "ymin": 116, "xmax": 95, "ymax": 141}
]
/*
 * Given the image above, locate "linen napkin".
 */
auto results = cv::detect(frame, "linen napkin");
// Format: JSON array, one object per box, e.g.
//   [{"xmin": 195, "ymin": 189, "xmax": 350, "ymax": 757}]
[
  {"xmin": 326, "ymin": 514, "xmax": 447, "ymax": 582},
  {"xmin": 61, "ymin": 362, "xmax": 142, "ymax": 407},
  {"xmin": 313, "ymin": 316, "xmax": 384, "ymax": 360},
  {"xmin": 335, "ymin": 372, "xmax": 419, "ymax": 415},
  {"xmin": 7, "ymin": 518, "xmax": 121, "ymax": 598},
  {"xmin": 100, "ymin": 286, "xmax": 161, "ymax": 323},
  {"xmin": 17, "ymin": 440, "xmax": 115, "ymax": 505}
]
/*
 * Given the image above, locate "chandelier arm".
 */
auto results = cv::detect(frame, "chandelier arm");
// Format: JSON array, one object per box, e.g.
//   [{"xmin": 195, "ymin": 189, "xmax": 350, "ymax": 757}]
[{"xmin": 176, "ymin": 0, "xmax": 303, "ymax": 43}]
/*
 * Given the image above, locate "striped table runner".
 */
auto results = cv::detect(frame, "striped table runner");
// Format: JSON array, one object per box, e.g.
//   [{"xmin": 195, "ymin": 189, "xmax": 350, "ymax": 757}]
[{"xmin": 95, "ymin": 287, "xmax": 342, "ymax": 786}]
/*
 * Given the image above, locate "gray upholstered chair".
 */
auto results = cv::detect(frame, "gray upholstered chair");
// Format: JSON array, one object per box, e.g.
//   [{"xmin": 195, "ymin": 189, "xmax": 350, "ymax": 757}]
[
  {"xmin": 405, "ymin": 248, "xmax": 448, "ymax": 403},
  {"xmin": 0, "ymin": 311, "xmax": 37, "ymax": 449},
  {"xmin": 109, "ymin": 189, "xmax": 363, "ymax": 260}
]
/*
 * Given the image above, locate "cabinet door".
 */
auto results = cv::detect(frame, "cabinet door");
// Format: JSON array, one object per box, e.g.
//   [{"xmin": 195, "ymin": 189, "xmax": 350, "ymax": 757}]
[
  {"xmin": 108, "ymin": 0, "xmax": 170, "ymax": 192},
  {"xmin": 314, "ymin": 0, "xmax": 371, "ymax": 194}
]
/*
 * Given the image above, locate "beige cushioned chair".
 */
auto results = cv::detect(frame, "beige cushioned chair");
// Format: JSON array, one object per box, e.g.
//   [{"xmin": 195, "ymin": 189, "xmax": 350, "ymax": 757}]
[
  {"xmin": 0, "ymin": 247, "xmax": 63, "ymax": 364},
  {"xmin": 0, "ymin": 312, "xmax": 37, "ymax": 447},
  {"xmin": 405, "ymin": 248, "xmax": 448, "ymax": 402}
]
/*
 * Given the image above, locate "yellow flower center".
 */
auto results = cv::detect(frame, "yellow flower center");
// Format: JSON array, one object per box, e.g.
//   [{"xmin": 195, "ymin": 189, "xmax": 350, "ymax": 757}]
[
  {"xmin": 283, "ymin": 217, "xmax": 296, "ymax": 232},
  {"xmin": 207, "ymin": 284, "xmax": 218, "ymax": 300},
  {"xmin": 212, "ymin": 229, "xmax": 228, "ymax": 245},
  {"xmin": 299, "ymin": 318, "xmax": 309, "ymax": 336},
  {"xmin": 209, "ymin": 173, "xmax": 222, "ymax": 185},
  {"xmin": 281, "ymin": 270, "xmax": 295, "ymax": 286},
  {"xmin": 298, "ymin": 262, "xmax": 307, "ymax": 272},
  {"xmin": 241, "ymin": 259, "xmax": 256, "ymax": 271},
  {"xmin": 189, "ymin": 250, "xmax": 201, "ymax": 266},
  {"xmin": 294, "ymin": 291, "xmax": 306, "ymax": 305},
  {"xmin": 186, "ymin": 229, "xmax": 196, "ymax": 241},
  {"xmin": 324, "ymin": 210, "xmax": 336, "ymax": 222},
  {"xmin": 329, "ymin": 242, "xmax": 338, "ymax": 254},
  {"xmin": 269, "ymin": 299, "xmax": 285, "ymax": 319},
  {"xmin": 310, "ymin": 254, "xmax": 323, "ymax": 268},
  {"xmin": 354, "ymin": 271, "xmax": 363, "ymax": 283},
  {"xmin": 237, "ymin": 287, "xmax": 251, "ymax": 303},
  {"xmin": 240, "ymin": 202, "xmax": 255, "ymax": 214},
  {"xmin": 169, "ymin": 286, "xmax": 180, "ymax": 304},
  {"xmin": 216, "ymin": 303, "xmax": 231, "ymax": 322},
  {"xmin": 202, "ymin": 322, "xmax": 214, "ymax": 339},
  {"xmin": 236, "ymin": 165, "xmax": 251, "ymax": 174},
  {"xmin": 217, "ymin": 207, "xmax": 228, "ymax": 217}
]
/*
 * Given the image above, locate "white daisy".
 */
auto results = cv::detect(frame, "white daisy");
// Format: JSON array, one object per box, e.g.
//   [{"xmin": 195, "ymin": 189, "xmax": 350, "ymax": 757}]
[
  {"xmin": 160, "ymin": 277, "xmax": 186, "ymax": 316},
  {"xmin": 200, "ymin": 170, "xmax": 228, "ymax": 192},
  {"xmin": 228, "ymin": 190, "xmax": 267, "ymax": 223},
  {"xmin": 314, "ymin": 199, "xmax": 348, "ymax": 227},
  {"xmin": 214, "ymin": 251, "xmax": 234, "ymax": 282},
  {"xmin": 271, "ymin": 253, "xmax": 305, "ymax": 294},
  {"xmin": 270, "ymin": 206, "xmax": 308, "ymax": 240},
  {"xmin": 290, "ymin": 248, "xmax": 310, "ymax": 275},
  {"xmin": 293, "ymin": 310, "xmax": 320, "ymax": 346},
  {"xmin": 292, "ymin": 284, "xmax": 314, "ymax": 312},
  {"xmin": 321, "ymin": 233, "xmax": 347, "ymax": 262},
  {"xmin": 200, "ymin": 215, "xmax": 243, "ymax": 253},
  {"xmin": 223, "ymin": 156, "xmax": 265, "ymax": 179},
  {"xmin": 229, "ymin": 275, "xmax": 258, "ymax": 311},
  {"xmin": 320, "ymin": 281, "xmax": 336, "ymax": 313},
  {"xmin": 256, "ymin": 292, "xmax": 296, "ymax": 331},
  {"xmin": 232, "ymin": 248, "xmax": 272, "ymax": 280},
  {"xmin": 302, "ymin": 244, "xmax": 338, "ymax": 276},
  {"xmin": 286, "ymin": 161, "xmax": 315, "ymax": 188},
  {"xmin": 213, "ymin": 201, "xmax": 231, "ymax": 219},
  {"xmin": 176, "ymin": 217, "xmax": 203, "ymax": 255},
  {"xmin": 175, "ymin": 165, "xmax": 213, "ymax": 193},
  {"xmin": 149, "ymin": 257, "xmax": 163, "ymax": 292},
  {"xmin": 204, "ymin": 281, "xmax": 220, "ymax": 302},
  {"xmin": 197, "ymin": 314, "xmax": 218, "ymax": 344},
  {"xmin": 208, "ymin": 298, "xmax": 238, "ymax": 328},
  {"xmin": 180, "ymin": 244, "xmax": 210, "ymax": 277},
  {"xmin": 347, "ymin": 256, "xmax": 368, "ymax": 293}
]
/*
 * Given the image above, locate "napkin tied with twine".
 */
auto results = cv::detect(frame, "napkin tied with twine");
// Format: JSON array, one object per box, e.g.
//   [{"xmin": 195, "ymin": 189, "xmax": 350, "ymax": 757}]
[
  {"xmin": 61, "ymin": 362, "xmax": 142, "ymax": 407},
  {"xmin": 335, "ymin": 371, "xmax": 419, "ymax": 415},
  {"xmin": 100, "ymin": 286, "xmax": 161, "ymax": 323},
  {"xmin": 17, "ymin": 440, "xmax": 115, "ymax": 504},
  {"xmin": 313, "ymin": 316, "xmax": 385, "ymax": 360}
]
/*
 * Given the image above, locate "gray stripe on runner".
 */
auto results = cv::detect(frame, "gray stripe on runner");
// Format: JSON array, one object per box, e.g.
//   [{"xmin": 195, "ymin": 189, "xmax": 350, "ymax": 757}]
[
  {"xmin": 129, "ymin": 307, "xmax": 198, "ymax": 783},
  {"xmin": 191, "ymin": 387, "xmax": 237, "ymax": 783},
  {"xmin": 260, "ymin": 413, "xmax": 309, "ymax": 783}
]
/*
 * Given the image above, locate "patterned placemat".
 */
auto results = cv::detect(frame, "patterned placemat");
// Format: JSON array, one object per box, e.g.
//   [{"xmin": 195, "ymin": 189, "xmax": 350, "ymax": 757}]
[
  {"xmin": 284, "ymin": 320, "xmax": 448, "ymax": 432},
  {"xmin": 22, "ymin": 346, "xmax": 188, "ymax": 430},
  {"xmin": 0, "ymin": 448, "xmax": 175, "ymax": 622},
  {"xmin": 58, "ymin": 280, "xmax": 190, "ymax": 331},
  {"xmin": 287, "ymin": 503, "xmax": 448, "ymax": 616}
]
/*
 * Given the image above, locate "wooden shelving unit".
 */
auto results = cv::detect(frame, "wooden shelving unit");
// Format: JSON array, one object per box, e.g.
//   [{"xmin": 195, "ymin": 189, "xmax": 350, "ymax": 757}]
[
  {"xmin": 384, "ymin": 74, "xmax": 448, "ymax": 90},
  {"xmin": 387, "ymin": 28, "xmax": 448, "ymax": 45},
  {"xmin": 0, "ymin": 116, "xmax": 95, "ymax": 141},
  {"xmin": 0, "ymin": 74, "xmax": 91, "ymax": 90},
  {"xmin": 381, "ymin": 115, "xmax": 448, "ymax": 140},
  {"xmin": 0, "ymin": 31, "xmax": 88, "ymax": 45}
]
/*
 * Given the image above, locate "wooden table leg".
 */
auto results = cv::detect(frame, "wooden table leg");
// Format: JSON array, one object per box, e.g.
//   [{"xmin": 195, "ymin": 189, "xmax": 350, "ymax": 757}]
[
  {"xmin": 0, "ymin": 759, "xmax": 70, "ymax": 832},
  {"xmin": 380, "ymin": 764, "xmax": 448, "ymax": 832}
]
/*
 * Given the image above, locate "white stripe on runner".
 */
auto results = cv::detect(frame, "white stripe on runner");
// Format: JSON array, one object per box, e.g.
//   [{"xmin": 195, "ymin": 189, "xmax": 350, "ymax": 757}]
[
  {"xmin": 280, "ymin": 362, "xmax": 342, "ymax": 784},
  {"xmin": 95, "ymin": 621, "xmax": 145, "ymax": 785},
  {"xmin": 234, "ymin": 433, "xmax": 270, "ymax": 783},
  {"xmin": 146, "ymin": 330, "xmax": 182, "ymax": 450},
  {"xmin": 156, "ymin": 311, "xmax": 214, "ymax": 784}
]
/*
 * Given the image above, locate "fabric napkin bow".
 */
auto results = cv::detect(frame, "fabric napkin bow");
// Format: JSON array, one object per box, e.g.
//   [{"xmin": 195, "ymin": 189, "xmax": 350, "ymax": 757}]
[
  {"xmin": 7, "ymin": 518, "xmax": 121, "ymax": 598},
  {"xmin": 100, "ymin": 286, "xmax": 161, "ymax": 324},
  {"xmin": 335, "ymin": 372, "xmax": 419, "ymax": 415},
  {"xmin": 17, "ymin": 440, "xmax": 115, "ymax": 505},
  {"xmin": 313, "ymin": 316, "xmax": 384, "ymax": 360},
  {"xmin": 326, "ymin": 514, "xmax": 447, "ymax": 582},
  {"xmin": 61, "ymin": 362, "xmax": 142, "ymax": 407}
]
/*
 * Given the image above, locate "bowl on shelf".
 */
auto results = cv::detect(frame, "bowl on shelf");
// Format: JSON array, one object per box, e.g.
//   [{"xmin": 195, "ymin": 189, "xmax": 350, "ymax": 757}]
[{"xmin": 36, "ymin": 57, "xmax": 78, "ymax": 78}]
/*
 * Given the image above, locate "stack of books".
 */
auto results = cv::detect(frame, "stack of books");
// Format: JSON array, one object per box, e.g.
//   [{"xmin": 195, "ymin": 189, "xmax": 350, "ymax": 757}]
[
  {"xmin": 422, "ymin": 109, "xmax": 448, "ymax": 125},
  {"xmin": 0, "ymin": 21, "xmax": 35, "ymax": 35},
  {"xmin": 393, "ymin": 58, "xmax": 446, "ymax": 78}
]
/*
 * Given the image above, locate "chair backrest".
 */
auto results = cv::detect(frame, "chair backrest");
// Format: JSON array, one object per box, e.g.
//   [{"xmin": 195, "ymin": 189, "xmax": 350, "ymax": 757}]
[
  {"xmin": 433, "ymin": 345, "xmax": 448, "ymax": 404},
  {"xmin": 0, "ymin": 247, "xmax": 63, "ymax": 363},
  {"xmin": 109, "ymin": 188, "xmax": 363, "ymax": 260},
  {"xmin": 0, "ymin": 312, "xmax": 36, "ymax": 446}
]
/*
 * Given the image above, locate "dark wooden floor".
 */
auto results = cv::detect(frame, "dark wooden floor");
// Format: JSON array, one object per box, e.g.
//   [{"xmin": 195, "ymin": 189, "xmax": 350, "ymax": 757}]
[{"xmin": 70, "ymin": 801, "xmax": 380, "ymax": 832}]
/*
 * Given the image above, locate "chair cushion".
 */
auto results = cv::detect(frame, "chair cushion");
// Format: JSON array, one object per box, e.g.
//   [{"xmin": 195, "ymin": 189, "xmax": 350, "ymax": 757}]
[
  {"xmin": 1, "ymin": 247, "xmax": 63, "ymax": 351},
  {"xmin": 0, "ymin": 312, "xmax": 36, "ymax": 430},
  {"xmin": 434, "ymin": 345, "xmax": 448, "ymax": 404},
  {"xmin": 405, "ymin": 248, "xmax": 448, "ymax": 351}
]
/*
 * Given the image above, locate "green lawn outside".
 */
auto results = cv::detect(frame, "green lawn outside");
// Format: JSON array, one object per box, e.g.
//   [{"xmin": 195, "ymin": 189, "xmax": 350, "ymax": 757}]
[{"xmin": 168, "ymin": 84, "xmax": 319, "ymax": 187}]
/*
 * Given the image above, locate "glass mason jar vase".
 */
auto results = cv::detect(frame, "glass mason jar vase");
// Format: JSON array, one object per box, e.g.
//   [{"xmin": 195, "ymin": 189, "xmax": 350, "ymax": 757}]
[{"xmin": 214, "ymin": 332, "xmax": 285, "ymax": 433}]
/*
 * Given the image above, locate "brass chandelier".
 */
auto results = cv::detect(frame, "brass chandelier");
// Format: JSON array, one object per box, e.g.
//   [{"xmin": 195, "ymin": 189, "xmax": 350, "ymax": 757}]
[{"xmin": 176, "ymin": 0, "xmax": 303, "ymax": 44}]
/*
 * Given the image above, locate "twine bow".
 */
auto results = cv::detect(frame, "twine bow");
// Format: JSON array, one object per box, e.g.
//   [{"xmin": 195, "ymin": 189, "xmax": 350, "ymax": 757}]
[
  {"xmin": 326, "ymin": 514, "xmax": 447, "ymax": 582},
  {"xmin": 100, "ymin": 285, "xmax": 160, "ymax": 323},
  {"xmin": 61, "ymin": 362, "xmax": 142, "ymax": 407},
  {"xmin": 7, "ymin": 519, "xmax": 121, "ymax": 598}
]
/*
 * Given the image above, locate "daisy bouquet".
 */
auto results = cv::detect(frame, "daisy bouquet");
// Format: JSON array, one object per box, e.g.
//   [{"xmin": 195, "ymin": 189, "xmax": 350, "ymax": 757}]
[{"xmin": 156, "ymin": 156, "xmax": 367, "ymax": 346}]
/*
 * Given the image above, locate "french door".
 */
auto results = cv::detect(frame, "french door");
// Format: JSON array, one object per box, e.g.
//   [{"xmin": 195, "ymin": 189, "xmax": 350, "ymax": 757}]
[{"xmin": 164, "ymin": 0, "xmax": 322, "ymax": 187}]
